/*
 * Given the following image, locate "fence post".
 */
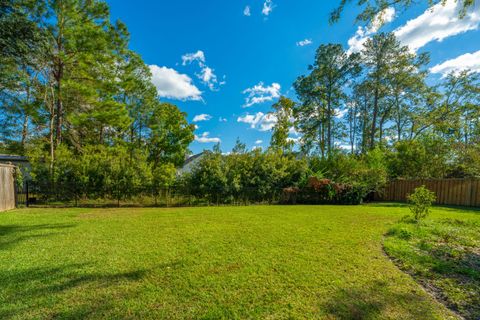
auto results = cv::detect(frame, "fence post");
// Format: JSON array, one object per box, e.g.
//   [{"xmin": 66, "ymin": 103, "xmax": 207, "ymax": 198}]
[{"xmin": 13, "ymin": 168, "xmax": 18, "ymax": 208}]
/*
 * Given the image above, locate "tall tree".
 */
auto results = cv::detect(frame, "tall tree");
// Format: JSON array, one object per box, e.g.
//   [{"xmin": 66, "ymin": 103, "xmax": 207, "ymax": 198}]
[
  {"xmin": 117, "ymin": 52, "xmax": 158, "ymax": 148},
  {"xmin": 270, "ymin": 96, "xmax": 295, "ymax": 153},
  {"xmin": 385, "ymin": 46, "xmax": 430, "ymax": 142},
  {"xmin": 294, "ymin": 44, "xmax": 361, "ymax": 157},
  {"xmin": 232, "ymin": 137, "xmax": 247, "ymax": 154},
  {"xmin": 432, "ymin": 71, "xmax": 480, "ymax": 144},
  {"xmin": 40, "ymin": 0, "xmax": 129, "ymax": 147},
  {"xmin": 360, "ymin": 32, "xmax": 412, "ymax": 148},
  {"xmin": 1, "ymin": 0, "xmax": 196, "ymax": 187},
  {"xmin": 147, "ymin": 102, "xmax": 195, "ymax": 168},
  {"xmin": 0, "ymin": 0, "xmax": 44, "ymax": 151}
]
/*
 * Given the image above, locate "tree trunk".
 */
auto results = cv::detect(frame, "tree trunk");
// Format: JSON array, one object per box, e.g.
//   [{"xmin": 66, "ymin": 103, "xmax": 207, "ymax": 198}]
[
  {"xmin": 350, "ymin": 104, "xmax": 357, "ymax": 154},
  {"xmin": 49, "ymin": 103, "xmax": 55, "ymax": 176},
  {"xmin": 46, "ymin": 85, "xmax": 56, "ymax": 176},
  {"xmin": 370, "ymin": 88, "xmax": 379, "ymax": 149},
  {"xmin": 21, "ymin": 83, "xmax": 30, "ymax": 148},
  {"xmin": 54, "ymin": 62, "xmax": 63, "ymax": 146},
  {"xmin": 395, "ymin": 95, "xmax": 402, "ymax": 141},
  {"xmin": 327, "ymin": 94, "xmax": 332, "ymax": 156},
  {"xmin": 21, "ymin": 114, "xmax": 29, "ymax": 148},
  {"xmin": 54, "ymin": 13, "xmax": 65, "ymax": 147}
]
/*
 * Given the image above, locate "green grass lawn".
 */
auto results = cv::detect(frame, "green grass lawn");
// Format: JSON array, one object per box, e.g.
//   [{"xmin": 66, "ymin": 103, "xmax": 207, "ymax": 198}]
[{"xmin": 0, "ymin": 204, "xmax": 476, "ymax": 319}]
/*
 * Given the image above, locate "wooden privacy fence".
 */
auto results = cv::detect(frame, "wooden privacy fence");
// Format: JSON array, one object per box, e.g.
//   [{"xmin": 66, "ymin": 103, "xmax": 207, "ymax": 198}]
[
  {"xmin": 0, "ymin": 164, "xmax": 16, "ymax": 211},
  {"xmin": 375, "ymin": 179, "xmax": 480, "ymax": 207}
]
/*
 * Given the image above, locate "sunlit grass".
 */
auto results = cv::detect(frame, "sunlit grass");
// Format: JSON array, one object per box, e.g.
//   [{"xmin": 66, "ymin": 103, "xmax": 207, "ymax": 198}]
[{"xmin": 0, "ymin": 205, "xmax": 471, "ymax": 319}]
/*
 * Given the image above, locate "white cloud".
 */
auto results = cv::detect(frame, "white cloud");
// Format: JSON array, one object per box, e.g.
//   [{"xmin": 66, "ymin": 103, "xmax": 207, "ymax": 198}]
[
  {"xmin": 252, "ymin": 146, "xmax": 263, "ymax": 151},
  {"xmin": 296, "ymin": 39, "xmax": 313, "ymax": 47},
  {"xmin": 335, "ymin": 108, "xmax": 349, "ymax": 119},
  {"xmin": 237, "ymin": 112, "xmax": 277, "ymax": 131},
  {"xmin": 219, "ymin": 117, "xmax": 228, "ymax": 122},
  {"xmin": 430, "ymin": 50, "xmax": 480, "ymax": 76},
  {"xmin": 347, "ymin": 7, "xmax": 396, "ymax": 54},
  {"xmin": 289, "ymin": 127, "xmax": 300, "ymax": 136},
  {"xmin": 287, "ymin": 137, "xmax": 300, "ymax": 143},
  {"xmin": 336, "ymin": 144, "xmax": 351, "ymax": 150},
  {"xmin": 255, "ymin": 140, "xmax": 263, "ymax": 144},
  {"xmin": 244, "ymin": 5, "xmax": 251, "ymax": 16},
  {"xmin": 198, "ymin": 67, "xmax": 214, "ymax": 82},
  {"xmin": 242, "ymin": 82, "xmax": 281, "ymax": 107},
  {"xmin": 196, "ymin": 66, "xmax": 221, "ymax": 90},
  {"xmin": 149, "ymin": 65, "xmax": 202, "ymax": 101},
  {"xmin": 195, "ymin": 132, "xmax": 221, "ymax": 143},
  {"xmin": 193, "ymin": 114, "xmax": 212, "ymax": 122},
  {"xmin": 182, "ymin": 50, "xmax": 206, "ymax": 66},
  {"xmin": 182, "ymin": 50, "xmax": 224, "ymax": 91},
  {"xmin": 395, "ymin": 0, "xmax": 480, "ymax": 52},
  {"xmin": 347, "ymin": 27, "xmax": 369, "ymax": 54},
  {"xmin": 262, "ymin": 0, "xmax": 275, "ymax": 16},
  {"xmin": 370, "ymin": 6, "xmax": 396, "ymax": 31},
  {"xmin": 347, "ymin": 2, "xmax": 480, "ymax": 54}
]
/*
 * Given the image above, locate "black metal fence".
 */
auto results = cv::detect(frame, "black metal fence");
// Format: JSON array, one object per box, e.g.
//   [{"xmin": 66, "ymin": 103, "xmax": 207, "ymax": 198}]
[{"xmin": 15, "ymin": 182, "xmax": 284, "ymax": 208}]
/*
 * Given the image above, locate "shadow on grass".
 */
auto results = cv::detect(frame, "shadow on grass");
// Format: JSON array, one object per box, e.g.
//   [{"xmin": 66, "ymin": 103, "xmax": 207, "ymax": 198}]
[
  {"xmin": 322, "ymin": 279, "xmax": 448, "ymax": 319},
  {"xmin": 0, "ymin": 223, "xmax": 76, "ymax": 251},
  {"xmin": 368, "ymin": 202, "xmax": 480, "ymax": 214},
  {"xmin": 432, "ymin": 205, "xmax": 480, "ymax": 215},
  {"xmin": 0, "ymin": 263, "xmax": 151, "ymax": 319},
  {"xmin": 0, "ymin": 259, "xmax": 189, "ymax": 319},
  {"xmin": 365, "ymin": 202, "xmax": 409, "ymax": 208}
]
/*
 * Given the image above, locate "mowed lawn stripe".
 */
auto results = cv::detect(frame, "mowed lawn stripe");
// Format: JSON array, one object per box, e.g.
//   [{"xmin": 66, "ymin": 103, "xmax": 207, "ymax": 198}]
[{"xmin": 0, "ymin": 205, "xmax": 459, "ymax": 319}]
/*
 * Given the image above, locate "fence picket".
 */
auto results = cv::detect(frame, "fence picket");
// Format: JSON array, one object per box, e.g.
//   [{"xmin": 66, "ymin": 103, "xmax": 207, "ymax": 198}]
[{"xmin": 377, "ymin": 178, "xmax": 480, "ymax": 207}]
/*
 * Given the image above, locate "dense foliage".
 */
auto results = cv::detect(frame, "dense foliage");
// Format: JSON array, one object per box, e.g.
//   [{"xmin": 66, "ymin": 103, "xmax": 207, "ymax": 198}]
[
  {"xmin": 179, "ymin": 143, "xmax": 389, "ymax": 205},
  {"xmin": 0, "ymin": 0, "xmax": 194, "ymax": 197},
  {"xmin": 269, "ymin": 32, "xmax": 479, "ymax": 180},
  {"xmin": 1, "ymin": 0, "xmax": 479, "ymax": 205},
  {"xmin": 180, "ymin": 148, "xmax": 310, "ymax": 204}
]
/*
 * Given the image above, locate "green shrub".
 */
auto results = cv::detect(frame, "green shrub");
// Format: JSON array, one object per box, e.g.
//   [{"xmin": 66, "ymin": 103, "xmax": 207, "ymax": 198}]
[
  {"xmin": 387, "ymin": 226, "xmax": 413, "ymax": 240},
  {"xmin": 335, "ymin": 184, "xmax": 366, "ymax": 205},
  {"xmin": 407, "ymin": 185, "xmax": 436, "ymax": 221},
  {"xmin": 283, "ymin": 178, "xmax": 367, "ymax": 205}
]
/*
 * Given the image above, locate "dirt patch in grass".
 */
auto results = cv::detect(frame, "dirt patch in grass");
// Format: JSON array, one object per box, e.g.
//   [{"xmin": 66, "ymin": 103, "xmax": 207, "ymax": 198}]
[{"xmin": 384, "ymin": 215, "xmax": 480, "ymax": 320}]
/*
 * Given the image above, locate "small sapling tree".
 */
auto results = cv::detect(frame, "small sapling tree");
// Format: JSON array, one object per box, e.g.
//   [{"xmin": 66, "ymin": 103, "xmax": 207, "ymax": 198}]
[{"xmin": 407, "ymin": 185, "xmax": 436, "ymax": 221}]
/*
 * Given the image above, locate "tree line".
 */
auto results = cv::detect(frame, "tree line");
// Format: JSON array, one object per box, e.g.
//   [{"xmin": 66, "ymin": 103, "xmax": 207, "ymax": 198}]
[
  {"xmin": 1, "ymin": 0, "xmax": 479, "ymax": 204},
  {"xmin": 269, "ymin": 33, "xmax": 480, "ymax": 179},
  {"xmin": 1, "ymin": 0, "xmax": 194, "ymax": 193}
]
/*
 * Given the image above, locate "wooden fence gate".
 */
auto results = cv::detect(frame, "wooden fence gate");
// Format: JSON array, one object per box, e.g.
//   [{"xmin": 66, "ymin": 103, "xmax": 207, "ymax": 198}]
[
  {"xmin": 0, "ymin": 164, "xmax": 16, "ymax": 211},
  {"xmin": 375, "ymin": 179, "xmax": 480, "ymax": 207}
]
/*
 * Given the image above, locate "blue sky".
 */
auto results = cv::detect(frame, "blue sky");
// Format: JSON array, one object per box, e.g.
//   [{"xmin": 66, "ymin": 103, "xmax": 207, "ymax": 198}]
[{"xmin": 107, "ymin": 0, "xmax": 480, "ymax": 154}]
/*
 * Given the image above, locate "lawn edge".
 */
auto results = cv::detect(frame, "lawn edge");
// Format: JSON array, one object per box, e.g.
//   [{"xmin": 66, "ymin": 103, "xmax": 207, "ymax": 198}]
[{"xmin": 380, "ymin": 234, "xmax": 464, "ymax": 320}]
